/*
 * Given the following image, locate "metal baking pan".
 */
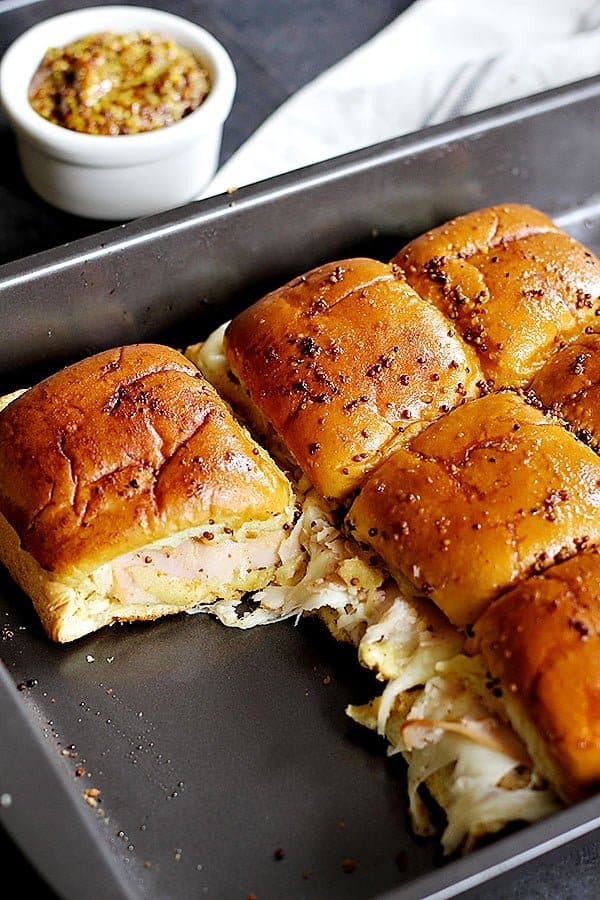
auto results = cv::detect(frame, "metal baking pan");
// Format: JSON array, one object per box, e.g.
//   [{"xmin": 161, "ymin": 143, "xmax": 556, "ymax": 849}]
[{"xmin": 1, "ymin": 75, "xmax": 600, "ymax": 900}]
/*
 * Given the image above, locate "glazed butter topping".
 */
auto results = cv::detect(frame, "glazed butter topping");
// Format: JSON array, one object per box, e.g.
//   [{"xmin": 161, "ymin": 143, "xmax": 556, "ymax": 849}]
[{"xmin": 28, "ymin": 30, "xmax": 210, "ymax": 135}]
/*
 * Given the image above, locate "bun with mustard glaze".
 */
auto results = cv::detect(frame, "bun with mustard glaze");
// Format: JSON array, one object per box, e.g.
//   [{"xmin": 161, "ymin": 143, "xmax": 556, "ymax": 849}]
[
  {"xmin": 223, "ymin": 257, "xmax": 484, "ymax": 503},
  {"xmin": 346, "ymin": 390, "xmax": 600, "ymax": 628},
  {"xmin": 392, "ymin": 203, "xmax": 600, "ymax": 389}
]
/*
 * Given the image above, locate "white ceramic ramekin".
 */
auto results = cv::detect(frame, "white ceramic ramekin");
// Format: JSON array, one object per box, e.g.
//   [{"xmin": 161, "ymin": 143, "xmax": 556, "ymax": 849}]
[{"xmin": 0, "ymin": 6, "xmax": 237, "ymax": 219}]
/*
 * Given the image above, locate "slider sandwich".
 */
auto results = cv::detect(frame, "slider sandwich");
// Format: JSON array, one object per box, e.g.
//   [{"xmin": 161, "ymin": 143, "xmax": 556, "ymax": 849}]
[
  {"xmin": 347, "ymin": 390, "xmax": 600, "ymax": 628},
  {"xmin": 190, "ymin": 257, "xmax": 485, "ymax": 504},
  {"xmin": 0, "ymin": 343, "xmax": 295, "ymax": 643},
  {"xmin": 473, "ymin": 549, "xmax": 600, "ymax": 805}
]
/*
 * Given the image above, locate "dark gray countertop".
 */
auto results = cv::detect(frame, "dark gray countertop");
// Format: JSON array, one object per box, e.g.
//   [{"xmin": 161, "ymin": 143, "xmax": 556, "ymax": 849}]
[{"xmin": 0, "ymin": 2, "xmax": 599, "ymax": 898}]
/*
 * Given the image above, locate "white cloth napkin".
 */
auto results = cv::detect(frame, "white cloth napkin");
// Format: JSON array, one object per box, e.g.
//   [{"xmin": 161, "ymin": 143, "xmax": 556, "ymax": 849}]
[{"xmin": 201, "ymin": 0, "xmax": 600, "ymax": 198}]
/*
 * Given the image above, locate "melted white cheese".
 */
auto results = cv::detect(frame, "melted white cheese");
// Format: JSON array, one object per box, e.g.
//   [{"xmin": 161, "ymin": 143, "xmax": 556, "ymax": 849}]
[{"xmin": 350, "ymin": 655, "xmax": 560, "ymax": 855}]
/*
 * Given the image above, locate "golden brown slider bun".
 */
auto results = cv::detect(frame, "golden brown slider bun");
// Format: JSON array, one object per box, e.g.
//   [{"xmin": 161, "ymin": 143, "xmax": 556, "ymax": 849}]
[
  {"xmin": 223, "ymin": 257, "xmax": 484, "ymax": 502},
  {"xmin": 528, "ymin": 330, "xmax": 600, "ymax": 451},
  {"xmin": 473, "ymin": 550, "xmax": 600, "ymax": 803},
  {"xmin": 0, "ymin": 344, "xmax": 294, "ymax": 642},
  {"xmin": 392, "ymin": 203, "xmax": 600, "ymax": 388},
  {"xmin": 346, "ymin": 390, "xmax": 600, "ymax": 628}
]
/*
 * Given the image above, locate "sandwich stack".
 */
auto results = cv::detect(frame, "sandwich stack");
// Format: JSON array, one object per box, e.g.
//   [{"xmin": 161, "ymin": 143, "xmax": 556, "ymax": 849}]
[{"xmin": 188, "ymin": 202, "xmax": 600, "ymax": 851}]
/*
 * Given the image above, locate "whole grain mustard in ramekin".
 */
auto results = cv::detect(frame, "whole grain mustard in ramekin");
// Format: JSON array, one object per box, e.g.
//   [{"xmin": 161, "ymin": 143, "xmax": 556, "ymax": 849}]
[{"xmin": 28, "ymin": 30, "xmax": 211, "ymax": 135}]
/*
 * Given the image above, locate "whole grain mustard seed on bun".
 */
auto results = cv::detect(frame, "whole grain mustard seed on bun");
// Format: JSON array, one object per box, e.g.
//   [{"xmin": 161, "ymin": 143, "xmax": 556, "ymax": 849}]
[{"xmin": 28, "ymin": 30, "xmax": 210, "ymax": 135}]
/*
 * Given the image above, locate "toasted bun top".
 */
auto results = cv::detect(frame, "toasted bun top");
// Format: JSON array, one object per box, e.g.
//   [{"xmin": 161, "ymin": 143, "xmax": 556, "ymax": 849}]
[
  {"xmin": 474, "ymin": 550, "xmax": 600, "ymax": 802},
  {"xmin": 392, "ymin": 203, "xmax": 600, "ymax": 388},
  {"xmin": 0, "ymin": 344, "xmax": 293, "ymax": 575},
  {"xmin": 224, "ymin": 257, "xmax": 483, "ymax": 502},
  {"xmin": 347, "ymin": 390, "xmax": 600, "ymax": 627},
  {"xmin": 529, "ymin": 330, "xmax": 600, "ymax": 451}
]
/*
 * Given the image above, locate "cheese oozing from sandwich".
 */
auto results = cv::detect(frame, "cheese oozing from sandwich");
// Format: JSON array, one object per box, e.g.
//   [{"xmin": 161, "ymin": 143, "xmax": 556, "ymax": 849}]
[{"xmin": 348, "ymin": 655, "xmax": 560, "ymax": 855}]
